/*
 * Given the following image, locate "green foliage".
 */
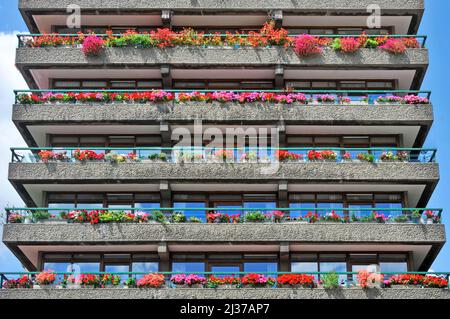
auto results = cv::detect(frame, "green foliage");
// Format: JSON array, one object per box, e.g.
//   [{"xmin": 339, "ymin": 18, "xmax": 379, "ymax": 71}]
[
  {"xmin": 245, "ymin": 211, "xmax": 267, "ymax": 223},
  {"xmin": 394, "ymin": 215, "xmax": 409, "ymax": 223},
  {"xmin": 171, "ymin": 212, "xmax": 187, "ymax": 223},
  {"xmin": 32, "ymin": 210, "xmax": 51, "ymax": 220},
  {"xmin": 331, "ymin": 38, "xmax": 342, "ymax": 51},
  {"xmin": 321, "ymin": 272, "xmax": 340, "ymax": 289},
  {"xmin": 364, "ymin": 39, "xmax": 379, "ymax": 48},
  {"xmin": 152, "ymin": 210, "xmax": 167, "ymax": 224}
]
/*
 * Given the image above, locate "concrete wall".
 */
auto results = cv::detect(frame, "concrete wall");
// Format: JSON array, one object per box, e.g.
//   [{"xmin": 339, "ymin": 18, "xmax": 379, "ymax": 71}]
[
  {"xmin": 19, "ymin": 0, "xmax": 424, "ymax": 11},
  {"xmin": 8, "ymin": 162, "xmax": 440, "ymax": 183},
  {"xmin": 16, "ymin": 47, "xmax": 429, "ymax": 68},
  {"xmin": 12, "ymin": 102, "xmax": 434, "ymax": 125},
  {"xmin": 3, "ymin": 223, "xmax": 445, "ymax": 244},
  {"xmin": 0, "ymin": 287, "xmax": 447, "ymax": 300}
]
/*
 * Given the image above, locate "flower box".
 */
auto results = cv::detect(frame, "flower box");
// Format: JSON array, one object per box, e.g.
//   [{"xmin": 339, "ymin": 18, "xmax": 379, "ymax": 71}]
[
  {"xmin": 390, "ymin": 284, "xmax": 421, "ymax": 289},
  {"xmin": 33, "ymin": 284, "xmax": 55, "ymax": 289},
  {"xmin": 214, "ymin": 284, "xmax": 238, "ymax": 289}
]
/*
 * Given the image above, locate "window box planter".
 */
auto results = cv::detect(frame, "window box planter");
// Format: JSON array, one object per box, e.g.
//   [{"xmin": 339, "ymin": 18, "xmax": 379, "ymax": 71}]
[
  {"xmin": 213, "ymin": 284, "xmax": 238, "ymax": 289},
  {"xmin": 35, "ymin": 219, "xmax": 67, "ymax": 224},
  {"xmin": 426, "ymin": 218, "xmax": 435, "ymax": 224},
  {"xmin": 390, "ymin": 284, "xmax": 421, "ymax": 289}
]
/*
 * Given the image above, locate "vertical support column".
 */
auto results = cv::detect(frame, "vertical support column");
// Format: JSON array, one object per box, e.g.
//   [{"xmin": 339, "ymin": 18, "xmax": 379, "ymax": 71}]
[
  {"xmin": 160, "ymin": 121, "xmax": 171, "ymax": 156},
  {"xmin": 158, "ymin": 242, "xmax": 170, "ymax": 272},
  {"xmin": 161, "ymin": 65, "xmax": 172, "ymax": 89},
  {"xmin": 279, "ymin": 242, "xmax": 290, "ymax": 272},
  {"xmin": 278, "ymin": 181, "xmax": 288, "ymax": 208},
  {"xmin": 269, "ymin": 10, "xmax": 283, "ymax": 29},
  {"xmin": 161, "ymin": 10, "xmax": 172, "ymax": 29},
  {"xmin": 160, "ymin": 181, "xmax": 172, "ymax": 208},
  {"xmin": 275, "ymin": 65, "xmax": 284, "ymax": 90}
]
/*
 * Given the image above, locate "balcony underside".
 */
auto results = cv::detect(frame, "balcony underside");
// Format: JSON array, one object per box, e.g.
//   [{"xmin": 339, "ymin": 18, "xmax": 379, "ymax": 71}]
[
  {"xmin": 16, "ymin": 48, "xmax": 429, "ymax": 90},
  {"xmin": 2, "ymin": 223, "xmax": 445, "ymax": 271},
  {"xmin": 1, "ymin": 287, "xmax": 449, "ymax": 300},
  {"xmin": 19, "ymin": 0, "xmax": 424, "ymax": 33},
  {"xmin": 13, "ymin": 103, "xmax": 433, "ymax": 148},
  {"xmin": 8, "ymin": 162, "xmax": 439, "ymax": 208}
]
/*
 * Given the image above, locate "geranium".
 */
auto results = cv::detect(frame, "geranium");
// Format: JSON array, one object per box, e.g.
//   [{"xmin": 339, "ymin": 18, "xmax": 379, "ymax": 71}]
[
  {"xmin": 185, "ymin": 274, "xmax": 207, "ymax": 286},
  {"xmin": 304, "ymin": 211, "xmax": 319, "ymax": 223},
  {"xmin": 389, "ymin": 274, "xmax": 425, "ymax": 286},
  {"xmin": 315, "ymin": 94, "xmax": 336, "ymax": 103},
  {"xmin": 357, "ymin": 270, "xmax": 383, "ymax": 288},
  {"xmin": 375, "ymin": 213, "xmax": 387, "ymax": 223},
  {"xmin": 423, "ymin": 276, "xmax": 448, "ymax": 288},
  {"xmin": 2, "ymin": 275, "xmax": 33, "ymax": 289},
  {"xmin": 332, "ymin": 37, "xmax": 360, "ymax": 53},
  {"xmin": 242, "ymin": 274, "xmax": 275, "ymax": 287},
  {"xmin": 214, "ymin": 150, "xmax": 234, "ymax": 161},
  {"xmin": 307, "ymin": 150, "xmax": 337, "ymax": 161},
  {"xmin": 137, "ymin": 273, "xmax": 165, "ymax": 288},
  {"xmin": 277, "ymin": 274, "xmax": 316, "ymax": 288},
  {"xmin": 294, "ymin": 34, "xmax": 322, "ymax": 57},
  {"xmin": 376, "ymin": 95, "xmax": 403, "ymax": 104},
  {"xmin": 35, "ymin": 271, "xmax": 57, "ymax": 285},
  {"xmin": 38, "ymin": 150, "xmax": 55, "ymax": 163},
  {"xmin": 170, "ymin": 274, "xmax": 187, "ymax": 285},
  {"xmin": 379, "ymin": 38, "xmax": 407, "ymax": 54},
  {"xmin": 342, "ymin": 152, "xmax": 351, "ymax": 160},
  {"xmin": 208, "ymin": 276, "xmax": 241, "ymax": 288},
  {"xmin": 77, "ymin": 274, "xmax": 100, "ymax": 287},
  {"xmin": 272, "ymin": 210, "xmax": 285, "ymax": 223},
  {"xmin": 275, "ymin": 150, "xmax": 301, "ymax": 162},
  {"xmin": 101, "ymin": 274, "xmax": 121, "ymax": 287},
  {"xmin": 404, "ymin": 95, "xmax": 429, "ymax": 104},
  {"xmin": 7, "ymin": 213, "xmax": 24, "ymax": 223},
  {"xmin": 321, "ymin": 211, "xmax": 343, "ymax": 222},
  {"xmin": 81, "ymin": 36, "xmax": 104, "ymax": 56},
  {"xmin": 357, "ymin": 152, "xmax": 375, "ymax": 162},
  {"xmin": 73, "ymin": 149, "xmax": 105, "ymax": 161}
]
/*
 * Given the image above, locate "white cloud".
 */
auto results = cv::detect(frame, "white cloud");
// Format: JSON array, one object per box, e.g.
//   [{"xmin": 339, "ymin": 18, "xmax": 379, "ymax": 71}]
[{"xmin": 0, "ymin": 32, "xmax": 28, "ymax": 271}]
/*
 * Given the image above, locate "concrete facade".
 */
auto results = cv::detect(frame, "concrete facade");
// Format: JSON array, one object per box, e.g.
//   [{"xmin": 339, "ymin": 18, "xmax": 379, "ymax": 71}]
[
  {"xmin": 1, "ymin": 287, "xmax": 448, "ymax": 300},
  {"xmin": 3, "ymin": 223, "xmax": 445, "ymax": 244}
]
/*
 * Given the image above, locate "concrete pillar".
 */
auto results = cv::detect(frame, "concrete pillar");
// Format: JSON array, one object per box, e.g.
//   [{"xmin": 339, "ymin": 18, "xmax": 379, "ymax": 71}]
[
  {"xmin": 269, "ymin": 10, "xmax": 283, "ymax": 29},
  {"xmin": 275, "ymin": 65, "xmax": 284, "ymax": 89},
  {"xmin": 161, "ymin": 65, "xmax": 172, "ymax": 89},
  {"xmin": 161, "ymin": 10, "xmax": 172, "ymax": 29},
  {"xmin": 279, "ymin": 242, "xmax": 290, "ymax": 272},
  {"xmin": 160, "ymin": 181, "xmax": 172, "ymax": 207},
  {"xmin": 278, "ymin": 122, "xmax": 286, "ymax": 148},
  {"xmin": 278, "ymin": 181, "xmax": 288, "ymax": 208},
  {"xmin": 158, "ymin": 242, "xmax": 170, "ymax": 272}
]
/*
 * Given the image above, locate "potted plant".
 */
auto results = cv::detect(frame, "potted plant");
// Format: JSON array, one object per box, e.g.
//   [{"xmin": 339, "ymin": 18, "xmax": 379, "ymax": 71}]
[
  {"xmin": 2, "ymin": 275, "xmax": 33, "ymax": 289},
  {"xmin": 388, "ymin": 274, "xmax": 424, "ymax": 289},
  {"xmin": 101, "ymin": 274, "xmax": 121, "ymax": 288},
  {"xmin": 410, "ymin": 210, "xmax": 422, "ymax": 224},
  {"xmin": 188, "ymin": 216, "xmax": 202, "ymax": 223},
  {"xmin": 277, "ymin": 274, "xmax": 316, "ymax": 289},
  {"xmin": 357, "ymin": 270, "xmax": 383, "ymax": 289},
  {"xmin": 375, "ymin": 213, "xmax": 387, "ymax": 224},
  {"xmin": 319, "ymin": 211, "xmax": 343, "ymax": 223},
  {"xmin": 148, "ymin": 153, "xmax": 168, "ymax": 162},
  {"xmin": 245, "ymin": 211, "xmax": 268, "ymax": 223},
  {"xmin": 424, "ymin": 210, "xmax": 438, "ymax": 224},
  {"xmin": 320, "ymin": 272, "xmax": 340, "ymax": 289},
  {"xmin": 272, "ymin": 210, "xmax": 285, "ymax": 223},
  {"xmin": 77, "ymin": 274, "xmax": 100, "ymax": 289},
  {"xmin": 171, "ymin": 212, "xmax": 187, "ymax": 223},
  {"xmin": 185, "ymin": 274, "xmax": 207, "ymax": 288},
  {"xmin": 170, "ymin": 274, "xmax": 188, "ymax": 288},
  {"xmin": 32, "ymin": 210, "xmax": 52, "ymax": 223},
  {"xmin": 207, "ymin": 276, "xmax": 241, "ymax": 289},
  {"xmin": 151, "ymin": 210, "xmax": 168, "ymax": 224},
  {"xmin": 136, "ymin": 274, "xmax": 165, "ymax": 289},
  {"xmin": 124, "ymin": 277, "xmax": 137, "ymax": 289},
  {"xmin": 34, "ymin": 271, "xmax": 57, "ymax": 289},
  {"xmin": 241, "ymin": 274, "xmax": 275, "ymax": 288},
  {"xmin": 393, "ymin": 215, "xmax": 409, "ymax": 223},
  {"xmin": 303, "ymin": 212, "xmax": 319, "ymax": 224},
  {"xmin": 357, "ymin": 153, "xmax": 375, "ymax": 163},
  {"xmin": 7, "ymin": 213, "xmax": 24, "ymax": 224}
]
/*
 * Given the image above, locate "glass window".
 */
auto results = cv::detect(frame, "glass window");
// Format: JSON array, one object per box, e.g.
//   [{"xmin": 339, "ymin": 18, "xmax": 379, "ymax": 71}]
[
  {"xmin": 320, "ymin": 262, "xmax": 347, "ymax": 285},
  {"xmin": 173, "ymin": 202, "xmax": 206, "ymax": 222},
  {"xmin": 244, "ymin": 263, "xmax": 278, "ymax": 275},
  {"xmin": 172, "ymin": 262, "xmax": 205, "ymax": 273},
  {"xmin": 105, "ymin": 265, "xmax": 129, "ymax": 281},
  {"xmin": 135, "ymin": 202, "xmax": 160, "ymax": 210},
  {"xmin": 380, "ymin": 262, "xmax": 407, "ymax": 274},
  {"xmin": 43, "ymin": 262, "xmax": 72, "ymax": 283},
  {"xmin": 210, "ymin": 266, "xmax": 241, "ymax": 278},
  {"xmin": 71, "ymin": 262, "xmax": 100, "ymax": 274},
  {"xmin": 132, "ymin": 262, "xmax": 159, "ymax": 274},
  {"xmin": 289, "ymin": 202, "xmax": 315, "ymax": 219},
  {"xmin": 375, "ymin": 202, "xmax": 403, "ymax": 219}
]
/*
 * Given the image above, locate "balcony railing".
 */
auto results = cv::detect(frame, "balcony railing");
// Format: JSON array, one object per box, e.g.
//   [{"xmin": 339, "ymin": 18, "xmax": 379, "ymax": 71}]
[
  {"xmin": 10, "ymin": 147, "xmax": 437, "ymax": 164},
  {"xmin": 13, "ymin": 89, "xmax": 431, "ymax": 105},
  {"xmin": 16, "ymin": 33, "xmax": 428, "ymax": 49},
  {"xmin": 1, "ymin": 271, "xmax": 448, "ymax": 289},
  {"xmin": 4, "ymin": 207, "xmax": 442, "ymax": 225}
]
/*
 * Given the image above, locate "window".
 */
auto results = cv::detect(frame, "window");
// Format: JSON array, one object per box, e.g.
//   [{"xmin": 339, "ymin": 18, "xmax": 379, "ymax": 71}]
[
  {"xmin": 172, "ymin": 262, "xmax": 206, "ymax": 273},
  {"xmin": 173, "ymin": 202, "xmax": 206, "ymax": 222},
  {"xmin": 244, "ymin": 263, "xmax": 278, "ymax": 276}
]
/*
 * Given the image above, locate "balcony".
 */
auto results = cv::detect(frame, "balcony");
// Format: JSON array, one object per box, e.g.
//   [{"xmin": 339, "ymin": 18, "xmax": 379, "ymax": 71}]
[
  {"xmin": 15, "ymin": 34, "xmax": 429, "ymax": 90},
  {"xmin": 19, "ymin": 0, "xmax": 425, "ymax": 34},
  {"xmin": 8, "ymin": 147, "xmax": 439, "ymax": 208},
  {"xmin": 12, "ymin": 90, "xmax": 434, "ymax": 148},
  {"xmin": 1, "ymin": 270, "xmax": 449, "ymax": 300}
]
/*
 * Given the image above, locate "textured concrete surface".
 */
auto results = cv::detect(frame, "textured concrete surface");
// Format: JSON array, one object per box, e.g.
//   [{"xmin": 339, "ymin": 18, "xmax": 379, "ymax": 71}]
[
  {"xmin": 19, "ymin": 0, "xmax": 424, "ymax": 11},
  {"xmin": 0, "ymin": 287, "xmax": 447, "ymax": 299},
  {"xmin": 16, "ymin": 47, "xmax": 428, "ymax": 68},
  {"xmin": 8, "ymin": 162, "xmax": 440, "ymax": 183},
  {"xmin": 3, "ymin": 223, "xmax": 445, "ymax": 244},
  {"xmin": 12, "ymin": 102, "xmax": 434, "ymax": 125}
]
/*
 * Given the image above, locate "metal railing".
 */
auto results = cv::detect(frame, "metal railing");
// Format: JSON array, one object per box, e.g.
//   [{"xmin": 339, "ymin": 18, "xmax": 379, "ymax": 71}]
[
  {"xmin": 16, "ymin": 33, "xmax": 428, "ymax": 48},
  {"xmin": 10, "ymin": 147, "xmax": 437, "ymax": 164},
  {"xmin": 1, "ymin": 271, "xmax": 448, "ymax": 289},
  {"xmin": 4, "ymin": 207, "xmax": 442, "ymax": 225},
  {"xmin": 13, "ymin": 89, "xmax": 432, "ymax": 105}
]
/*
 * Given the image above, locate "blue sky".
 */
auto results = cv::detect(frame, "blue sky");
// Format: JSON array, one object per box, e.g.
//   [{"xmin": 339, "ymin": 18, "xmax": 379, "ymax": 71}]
[{"xmin": 0, "ymin": 0, "xmax": 449, "ymax": 271}]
